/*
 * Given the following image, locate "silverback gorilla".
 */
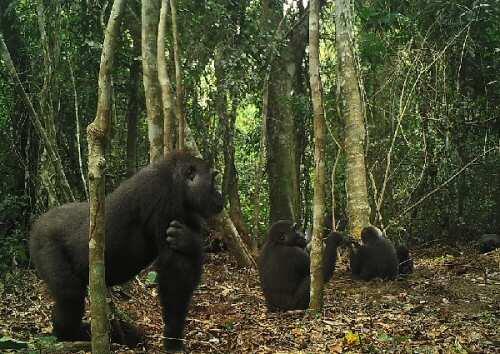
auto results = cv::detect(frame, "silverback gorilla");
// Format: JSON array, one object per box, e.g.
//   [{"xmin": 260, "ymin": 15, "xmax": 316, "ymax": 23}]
[
  {"xmin": 29, "ymin": 151, "xmax": 223, "ymax": 352},
  {"xmin": 258, "ymin": 220, "xmax": 346, "ymax": 311},
  {"xmin": 349, "ymin": 226, "xmax": 398, "ymax": 280}
]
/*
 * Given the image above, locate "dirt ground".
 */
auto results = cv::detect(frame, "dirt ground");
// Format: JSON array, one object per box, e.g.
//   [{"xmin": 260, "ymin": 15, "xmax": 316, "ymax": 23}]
[{"xmin": 1, "ymin": 245, "xmax": 498, "ymax": 353}]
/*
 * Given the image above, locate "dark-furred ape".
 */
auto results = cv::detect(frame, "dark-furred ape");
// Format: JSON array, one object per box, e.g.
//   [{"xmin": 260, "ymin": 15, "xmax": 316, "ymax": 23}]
[
  {"xmin": 396, "ymin": 245, "xmax": 414, "ymax": 275},
  {"xmin": 258, "ymin": 220, "xmax": 346, "ymax": 311},
  {"xmin": 29, "ymin": 151, "xmax": 223, "ymax": 352},
  {"xmin": 349, "ymin": 226, "xmax": 398, "ymax": 281}
]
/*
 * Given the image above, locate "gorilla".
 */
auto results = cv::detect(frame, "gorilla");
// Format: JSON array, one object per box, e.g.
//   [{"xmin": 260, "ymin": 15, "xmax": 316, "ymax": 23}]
[
  {"xmin": 258, "ymin": 220, "xmax": 346, "ymax": 311},
  {"xmin": 478, "ymin": 234, "xmax": 500, "ymax": 253},
  {"xmin": 349, "ymin": 226, "xmax": 398, "ymax": 281},
  {"xmin": 29, "ymin": 151, "xmax": 223, "ymax": 352},
  {"xmin": 396, "ymin": 245, "xmax": 414, "ymax": 276}
]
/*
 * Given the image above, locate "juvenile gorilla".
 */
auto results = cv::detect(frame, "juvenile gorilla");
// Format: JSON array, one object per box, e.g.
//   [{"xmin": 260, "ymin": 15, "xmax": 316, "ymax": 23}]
[
  {"xmin": 349, "ymin": 226, "xmax": 398, "ymax": 281},
  {"xmin": 29, "ymin": 151, "xmax": 223, "ymax": 351},
  {"xmin": 258, "ymin": 220, "xmax": 345, "ymax": 311},
  {"xmin": 396, "ymin": 245, "xmax": 414, "ymax": 275}
]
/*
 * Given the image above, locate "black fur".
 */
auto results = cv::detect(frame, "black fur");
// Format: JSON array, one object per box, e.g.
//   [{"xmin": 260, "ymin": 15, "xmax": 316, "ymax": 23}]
[
  {"xmin": 29, "ymin": 151, "xmax": 223, "ymax": 351},
  {"xmin": 396, "ymin": 245, "xmax": 414, "ymax": 275},
  {"xmin": 258, "ymin": 220, "xmax": 345, "ymax": 311},
  {"xmin": 478, "ymin": 234, "xmax": 500, "ymax": 253},
  {"xmin": 349, "ymin": 226, "xmax": 398, "ymax": 281}
]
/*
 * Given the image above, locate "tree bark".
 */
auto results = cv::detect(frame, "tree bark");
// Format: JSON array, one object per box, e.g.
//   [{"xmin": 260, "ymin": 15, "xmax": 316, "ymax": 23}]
[
  {"xmin": 87, "ymin": 0, "xmax": 126, "ymax": 352},
  {"xmin": 142, "ymin": 0, "xmax": 164, "ymax": 162},
  {"xmin": 158, "ymin": 0, "xmax": 176, "ymax": 154},
  {"xmin": 170, "ymin": 0, "xmax": 185, "ymax": 149},
  {"xmin": 308, "ymin": 0, "xmax": 327, "ymax": 311},
  {"xmin": 335, "ymin": 0, "xmax": 370, "ymax": 237}
]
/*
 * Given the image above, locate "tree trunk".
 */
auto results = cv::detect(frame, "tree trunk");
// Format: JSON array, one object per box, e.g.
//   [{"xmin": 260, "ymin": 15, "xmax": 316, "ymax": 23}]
[
  {"xmin": 87, "ymin": 0, "xmax": 126, "ymax": 352},
  {"xmin": 142, "ymin": 0, "xmax": 164, "ymax": 162},
  {"xmin": 158, "ymin": 0, "xmax": 176, "ymax": 154},
  {"xmin": 308, "ymin": 0, "xmax": 327, "ymax": 311},
  {"xmin": 262, "ymin": 0, "xmax": 306, "ymax": 223},
  {"xmin": 170, "ymin": 0, "xmax": 185, "ymax": 150},
  {"xmin": 214, "ymin": 49, "xmax": 255, "ymax": 253},
  {"xmin": 126, "ymin": 33, "xmax": 141, "ymax": 177},
  {"xmin": 335, "ymin": 0, "xmax": 370, "ymax": 237}
]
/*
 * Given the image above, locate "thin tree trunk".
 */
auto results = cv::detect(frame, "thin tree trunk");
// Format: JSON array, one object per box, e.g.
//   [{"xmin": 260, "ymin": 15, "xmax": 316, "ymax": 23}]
[
  {"xmin": 142, "ymin": 0, "xmax": 164, "ymax": 162},
  {"xmin": 335, "ymin": 0, "xmax": 370, "ymax": 237},
  {"xmin": 170, "ymin": 0, "xmax": 185, "ymax": 149},
  {"xmin": 308, "ymin": 0, "xmax": 327, "ymax": 311},
  {"xmin": 69, "ymin": 59, "xmax": 89, "ymax": 198},
  {"xmin": 87, "ymin": 0, "xmax": 126, "ymax": 352},
  {"xmin": 126, "ymin": 34, "xmax": 141, "ymax": 177},
  {"xmin": 158, "ymin": 0, "xmax": 176, "ymax": 154}
]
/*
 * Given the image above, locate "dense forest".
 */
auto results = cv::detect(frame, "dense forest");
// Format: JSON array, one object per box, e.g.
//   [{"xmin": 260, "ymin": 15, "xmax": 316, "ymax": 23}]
[{"xmin": 0, "ymin": 0, "xmax": 498, "ymax": 353}]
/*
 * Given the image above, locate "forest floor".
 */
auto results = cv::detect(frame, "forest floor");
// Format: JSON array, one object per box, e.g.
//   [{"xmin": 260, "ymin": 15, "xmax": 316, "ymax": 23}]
[{"xmin": 0, "ymin": 244, "xmax": 499, "ymax": 353}]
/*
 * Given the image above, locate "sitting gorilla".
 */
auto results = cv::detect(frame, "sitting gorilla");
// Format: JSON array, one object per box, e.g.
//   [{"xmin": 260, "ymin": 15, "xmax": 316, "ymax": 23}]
[
  {"xmin": 29, "ymin": 151, "xmax": 223, "ymax": 351},
  {"xmin": 478, "ymin": 234, "xmax": 500, "ymax": 253},
  {"xmin": 396, "ymin": 245, "xmax": 414, "ymax": 276},
  {"xmin": 349, "ymin": 225, "xmax": 398, "ymax": 281},
  {"xmin": 258, "ymin": 220, "xmax": 346, "ymax": 311}
]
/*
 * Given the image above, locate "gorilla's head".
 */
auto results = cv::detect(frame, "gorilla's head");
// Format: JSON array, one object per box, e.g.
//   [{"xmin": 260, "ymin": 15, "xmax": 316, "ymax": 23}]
[
  {"xmin": 361, "ymin": 225, "xmax": 384, "ymax": 245},
  {"xmin": 169, "ymin": 152, "xmax": 223, "ymax": 218},
  {"xmin": 267, "ymin": 220, "xmax": 307, "ymax": 248}
]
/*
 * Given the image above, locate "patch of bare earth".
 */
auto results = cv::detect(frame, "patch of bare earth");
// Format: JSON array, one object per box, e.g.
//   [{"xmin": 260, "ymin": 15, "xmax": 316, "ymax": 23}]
[{"xmin": 1, "ymin": 246, "xmax": 498, "ymax": 353}]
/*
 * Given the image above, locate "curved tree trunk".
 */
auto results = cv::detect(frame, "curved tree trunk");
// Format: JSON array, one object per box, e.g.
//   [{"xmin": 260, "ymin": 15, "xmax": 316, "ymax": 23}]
[
  {"xmin": 335, "ymin": 0, "xmax": 370, "ymax": 237},
  {"xmin": 87, "ymin": 0, "xmax": 126, "ymax": 352}
]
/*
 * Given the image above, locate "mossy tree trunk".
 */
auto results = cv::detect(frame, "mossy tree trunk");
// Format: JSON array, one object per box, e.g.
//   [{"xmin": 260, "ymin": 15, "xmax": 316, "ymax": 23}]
[
  {"xmin": 142, "ymin": 0, "xmax": 164, "ymax": 162},
  {"xmin": 308, "ymin": 0, "xmax": 327, "ymax": 311},
  {"xmin": 87, "ymin": 0, "xmax": 125, "ymax": 352},
  {"xmin": 335, "ymin": 0, "xmax": 371, "ymax": 237},
  {"xmin": 158, "ymin": 0, "xmax": 176, "ymax": 154}
]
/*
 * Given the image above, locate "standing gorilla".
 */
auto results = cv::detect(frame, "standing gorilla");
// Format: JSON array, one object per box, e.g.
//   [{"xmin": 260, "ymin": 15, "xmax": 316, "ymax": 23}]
[
  {"xmin": 258, "ymin": 220, "xmax": 346, "ymax": 311},
  {"xmin": 349, "ymin": 226, "xmax": 398, "ymax": 281},
  {"xmin": 29, "ymin": 151, "xmax": 223, "ymax": 351}
]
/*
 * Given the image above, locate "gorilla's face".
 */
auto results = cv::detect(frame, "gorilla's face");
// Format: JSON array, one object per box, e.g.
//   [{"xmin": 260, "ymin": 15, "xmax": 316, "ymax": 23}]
[
  {"xmin": 268, "ymin": 220, "xmax": 307, "ymax": 249},
  {"xmin": 183, "ymin": 158, "xmax": 223, "ymax": 217}
]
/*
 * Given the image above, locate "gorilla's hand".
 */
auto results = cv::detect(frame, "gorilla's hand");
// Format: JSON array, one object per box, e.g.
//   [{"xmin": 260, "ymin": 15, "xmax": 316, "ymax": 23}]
[{"xmin": 166, "ymin": 220, "xmax": 201, "ymax": 255}]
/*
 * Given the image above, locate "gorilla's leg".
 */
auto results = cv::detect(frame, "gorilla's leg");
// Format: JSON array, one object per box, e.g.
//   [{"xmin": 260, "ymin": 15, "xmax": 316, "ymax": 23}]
[
  {"xmin": 39, "ymin": 242, "xmax": 87, "ymax": 340},
  {"xmin": 293, "ymin": 278, "xmax": 310, "ymax": 310},
  {"xmin": 158, "ymin": 221, "xmax": 203, "ymax": 351},
  {"xmin": 53, "ymin": 292, "xmax": 87, "ymax": 340}
]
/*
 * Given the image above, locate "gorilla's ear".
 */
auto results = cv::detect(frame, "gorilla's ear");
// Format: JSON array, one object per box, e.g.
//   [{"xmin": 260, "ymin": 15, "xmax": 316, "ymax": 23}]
[
  {"xmin": 185, "ymin": 165, "xmax": 196, "ymax": 181},
  {"xmin": 291, "ymin": 222, "xmax": 298, "ymax": 232}
]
